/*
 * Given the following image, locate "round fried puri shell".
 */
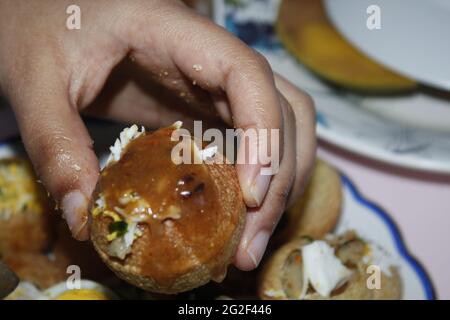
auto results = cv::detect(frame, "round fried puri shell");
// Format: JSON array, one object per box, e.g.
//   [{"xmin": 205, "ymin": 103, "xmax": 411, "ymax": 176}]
[
  {"xmin": 279, "ymin": 159, "xmax": 342, "ymax": 242},
  {"xmin": 91, "ymin": 153, "xmax": 246, "ymax": 294},
  {"xmin": 0, "ymin": 211, "xmax": 53, "ymax": 254},
  {"xmin": 258, "ymin": 237, "xmax": 401, "ymax": 300}
]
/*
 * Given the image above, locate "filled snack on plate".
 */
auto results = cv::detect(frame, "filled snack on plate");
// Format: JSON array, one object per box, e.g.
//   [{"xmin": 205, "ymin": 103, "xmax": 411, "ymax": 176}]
[
  {"xmin": 90, "ymin": 123, "xmax": 246, "ymax": 294},
  {"xmin": 278, "ymin": 160, "xmax": 342, "ymax": 242},
  {"xmin": 0, "ymin": 158, "xmax": 53, "ymax": 254},
  {"xmin": 259, "ymin": 231, "xmax": 401, "ymax": 300}
]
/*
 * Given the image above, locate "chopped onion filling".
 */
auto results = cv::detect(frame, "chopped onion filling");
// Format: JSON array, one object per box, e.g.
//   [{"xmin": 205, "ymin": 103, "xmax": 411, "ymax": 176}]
[
  {"xmin": 300, "ymin": 240, "xmax": 353, "ymax": 299},
  {"xmin": 102, "ymin": 122, "xmax": 187, "ymax": 259},
  {"xmin": 93, "ymin": 193, "xmax": 148, "ymax": 260},
  {"xmin": 106, "ymin": 125, "xmax": 145, "ymax": 165},
  {"xmin": 106, "ymin": 214, "xmax": 146, "ymax": 260}
]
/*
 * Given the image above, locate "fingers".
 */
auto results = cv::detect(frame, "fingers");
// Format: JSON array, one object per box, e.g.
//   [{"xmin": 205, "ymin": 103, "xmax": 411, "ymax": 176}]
[
  {"xmin": 9, "ymin": 71, "xmax": 98, "ymax": 240},
  {"xmin": 84, "ymin": 78, "xmax": 221, "ymax": 132},
  {"xmin": 235, "ymin": 93, "xmax": 296, "ymax": 271},
  {"xmin": 126, "ymin": 6, "xmax": 283, "ymax": 207},
  {"xmin": 274, "ymin": 74, "xmax": 317, "ymax": 207},
  {"xmin": 121, "ymin": 6, "xmax": 313, "ymax": 270},
  {"xmin": 224, "ymin": 53, "xmax": 283, "ymax": 208},
  {"xmin": 234, "ymin": 77, "xmax": 317, "ymax": 271},
  {"xmin": 84, "ymin": 60, "xmax": 219, "ymax": 128}
]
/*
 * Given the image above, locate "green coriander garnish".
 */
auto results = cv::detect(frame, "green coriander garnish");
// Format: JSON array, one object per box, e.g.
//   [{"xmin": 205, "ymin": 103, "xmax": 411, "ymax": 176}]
[{"xmin": 109, "ymin": 221, "xmax": 128, "ymax": 237}]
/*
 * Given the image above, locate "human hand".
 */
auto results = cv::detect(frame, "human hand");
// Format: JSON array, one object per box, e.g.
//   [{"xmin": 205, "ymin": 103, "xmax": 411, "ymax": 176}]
[{"xmin": 0, "ymin": 0, "xmax": 315, "ymax": 270}]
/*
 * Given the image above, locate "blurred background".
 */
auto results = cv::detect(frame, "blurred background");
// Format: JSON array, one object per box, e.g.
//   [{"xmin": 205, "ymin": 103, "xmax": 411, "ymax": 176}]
[{"xmin": 208, "ymin": 0, "xmax": 450, "ymax": 299}]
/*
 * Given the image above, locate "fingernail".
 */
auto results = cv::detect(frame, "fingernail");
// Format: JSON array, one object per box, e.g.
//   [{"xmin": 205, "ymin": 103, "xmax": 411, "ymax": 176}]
[
  {"xmin": 249, "ymin": 173, "xmax": 271, "ymax": 207},
  {"xmin": 61, "ymin": 190, "xmax": 89, "ymax": 240},
  {"xmin": 246, "ymin": 230, "xmax": 270, "ymax": 268}
]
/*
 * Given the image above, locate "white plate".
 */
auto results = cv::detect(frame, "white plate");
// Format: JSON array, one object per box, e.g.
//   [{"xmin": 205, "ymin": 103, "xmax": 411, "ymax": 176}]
[
  {"xmin": 324, "ymin": 0, "xmax": 450, "ymax": 91},
  {"xmin": 0, "ymin": 120, "xmax": 435, "ymax": 299},
  {"xmin": 213, "ymin": 0, "xmax": 450, "ymax": 174}
]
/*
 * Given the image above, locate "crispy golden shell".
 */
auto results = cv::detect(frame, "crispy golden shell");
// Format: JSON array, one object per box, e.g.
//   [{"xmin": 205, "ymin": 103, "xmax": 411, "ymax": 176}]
[
  {"xmin": 91, "ymin": 134, "xmax": 246, "ymax": 294},
  {"xmin": 279, "ymin": 160, "xmax": 342, "ymax": 242}
]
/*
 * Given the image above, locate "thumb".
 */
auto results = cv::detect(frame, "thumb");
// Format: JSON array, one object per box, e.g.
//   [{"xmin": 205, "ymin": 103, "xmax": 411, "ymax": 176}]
[{"xmin": 10, "ymin": 77, "xmax": 99, "ymax": 240}]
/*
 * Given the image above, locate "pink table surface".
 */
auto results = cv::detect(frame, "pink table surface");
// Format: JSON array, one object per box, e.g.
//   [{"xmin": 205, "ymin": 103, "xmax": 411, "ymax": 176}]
[
  {"xmin": 318, "ymin": 140, "xmax": 450, "ymax": 300},
  {"xmin": 1, "ymin": 106, "xmax": 448, "ymax": 299}
]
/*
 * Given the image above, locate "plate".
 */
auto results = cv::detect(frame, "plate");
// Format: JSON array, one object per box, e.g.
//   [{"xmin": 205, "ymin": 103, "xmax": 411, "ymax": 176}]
[
  {"xmin": 0, "ymin": 120, "xmax": 435, "ymax": 299},
  {"xmin": 338, "ymin": 175, "xmax": 434, "ymax": 300},
  {"xmin": 213, "ymin": 0, "xmax": 450, "ymax": 174},
  {"xmin": 324, "ymin": 0, "xmax": 450, "ymax": 91}
]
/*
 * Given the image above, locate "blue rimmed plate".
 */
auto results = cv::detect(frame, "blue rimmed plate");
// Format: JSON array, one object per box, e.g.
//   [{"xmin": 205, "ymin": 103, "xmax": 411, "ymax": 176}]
[
  {"xmin": 0, "ymin": 120, "xmax": 435, "ymax": 299},
  {"xmin": 338, "ymin": 175, "xmax": 435, "ymax": 300}
]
